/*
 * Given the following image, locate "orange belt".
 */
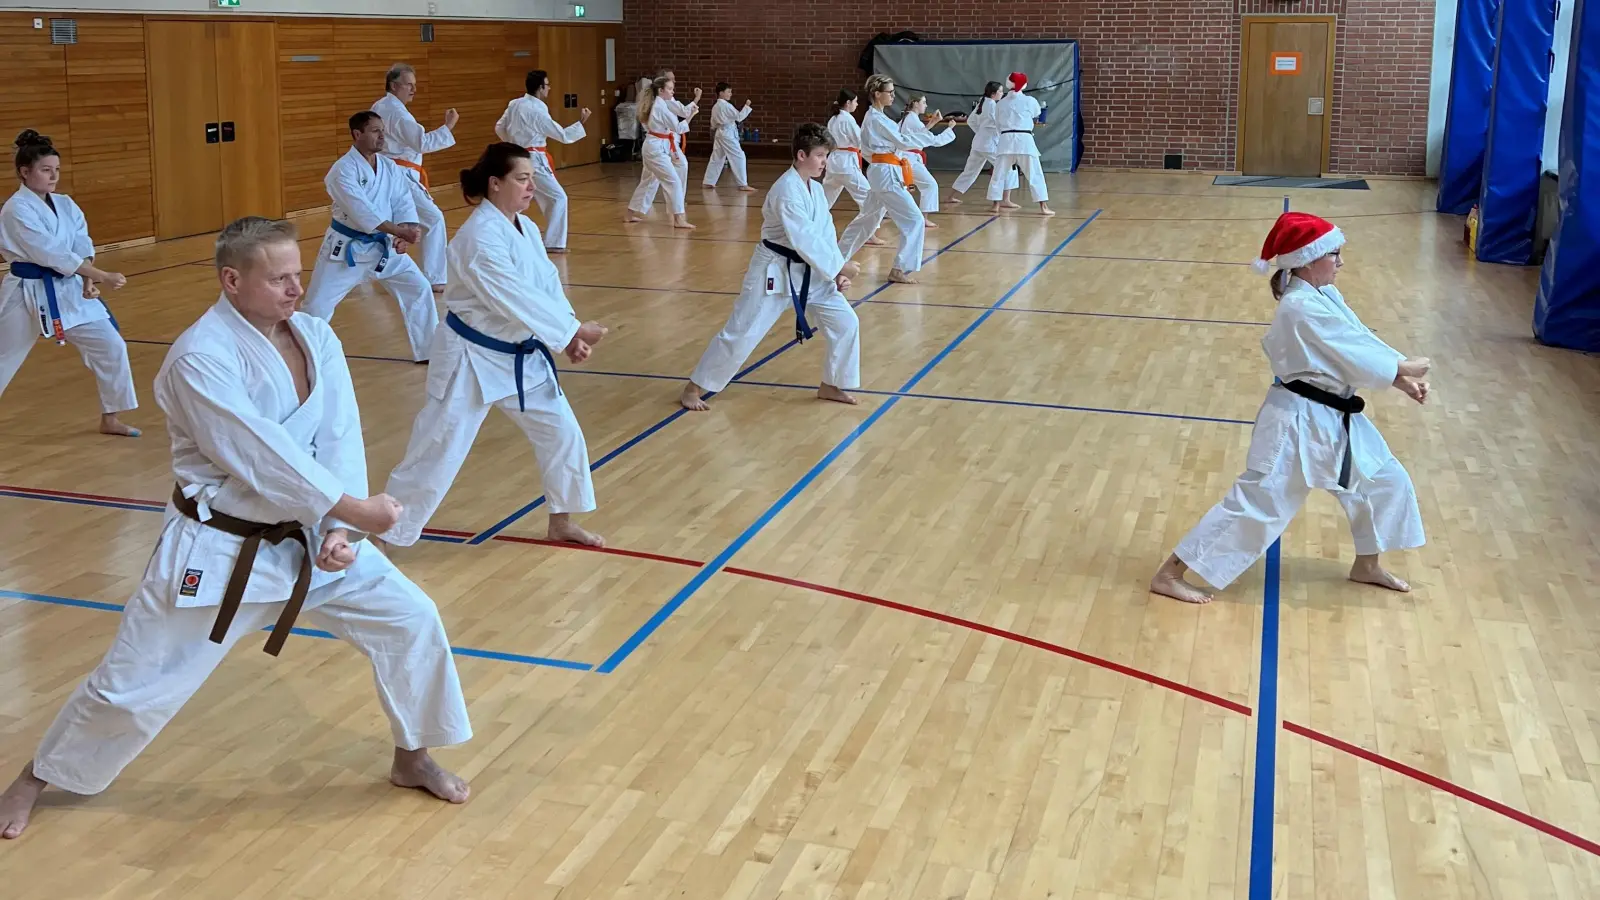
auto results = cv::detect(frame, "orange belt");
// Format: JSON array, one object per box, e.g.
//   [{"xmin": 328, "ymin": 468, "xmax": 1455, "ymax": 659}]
[
  {"xmin": 908, "ymin": 148, "xmax": 926, "ymax": 163},
  {"xmin": 870, "ymin": 152, "xmax": 913, "ymax": 187},
  {"xmin": 648, "ymin": 130, "xmax": 683, "ymax": 160},
  {"xmin": 393, "ymin": 158, "xmax": 429, "ymax": 190},
  {"xmin": 526, "ymin": 146, "xmax": 555, "ymax": 171}
]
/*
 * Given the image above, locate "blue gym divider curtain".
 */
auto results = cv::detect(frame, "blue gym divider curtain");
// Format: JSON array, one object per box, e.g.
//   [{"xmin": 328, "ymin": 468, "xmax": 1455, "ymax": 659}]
[
  {"xmin": 1438, "ymin": 0, "xmax": 1500, "ymax": 214},
  {"xmin": 1476, "ymin": 0, "xmax": 1559, "ymax": 264},
  {"xmin": 1534, "ymin": 0, "xmax": 1600, "ymax": 351}
]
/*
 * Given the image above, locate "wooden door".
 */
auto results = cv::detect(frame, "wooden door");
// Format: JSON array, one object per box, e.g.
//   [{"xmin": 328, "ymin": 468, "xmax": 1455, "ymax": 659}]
[
  {"xmin": 146, "ymin": 20, "xmax": 224, "ymax": 239},
  {"xmin": 1239, "ymin": 17, "xmax": 1333, "ymax": 176},
  {"xmin": 538, "ymin": 25, "xmax": 576, "ymax": 169},
  {"xmin": 216, "ymin": 21, "xmax": 283, "ymax": 221},
  {"xmin": 567, "ymin": 27, "xmax": 602, "ymax": 166}
]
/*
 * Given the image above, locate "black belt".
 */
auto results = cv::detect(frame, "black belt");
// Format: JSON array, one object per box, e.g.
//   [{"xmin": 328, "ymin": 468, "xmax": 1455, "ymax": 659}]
[
  {"xmin": 1001, "ymin": 129, "xmax": 1034, "ymax": 134},
  {"xmin": 1278, "ymin": 380, "xmax": 1365, "ymax": 489},
  {"xmin": 172, "ymin": 485, "xmax": 312, "ymax": 656},
  {"xmin": 761, "ymin": 239, "xmax": 815, "ymax": 343}
]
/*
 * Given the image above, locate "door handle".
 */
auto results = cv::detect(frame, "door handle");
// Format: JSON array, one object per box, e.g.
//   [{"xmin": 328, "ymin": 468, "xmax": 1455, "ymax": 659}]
[
  {"xmin": 205, "ymin": 122, "xmax": 220, "ymax": 144},
  {"xmin": 221, "ymin": 122, "xmax": 236, "ymax": 142}
]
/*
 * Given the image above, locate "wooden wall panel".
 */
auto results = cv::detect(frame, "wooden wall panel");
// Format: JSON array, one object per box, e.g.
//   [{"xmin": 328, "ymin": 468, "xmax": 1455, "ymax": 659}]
[
  {"xmin": 278, "ymin": 19, "xmax": 341, "ymax": 213},
  {"xmin": 0, "ymin": 14, "xmax": 73, "ymax": 195},
  {"xmin": 504, "ymin": 23, "xmax": 541, "ymax": 100},
  {"xmin": 64, "ymin": 16, "xmax": 152, "ymax": 244},
  {"xmin": 424, "ymin": 21, "xmax": 511, "ymax": 180}
]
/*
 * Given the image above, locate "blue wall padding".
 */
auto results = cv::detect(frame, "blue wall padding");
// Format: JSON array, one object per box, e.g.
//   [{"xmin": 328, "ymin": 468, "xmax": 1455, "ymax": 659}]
[
  {"xmin": 1476, "ymin": 0, "xmax": 1559, "ymax": 264},
  {"xmin": 1439, "ymin": 0, "xmax": 1500, "ymax": 214},
  {"xmin": 1534, "ymin": 0, "xmax": 1600, "ymax": 351}
]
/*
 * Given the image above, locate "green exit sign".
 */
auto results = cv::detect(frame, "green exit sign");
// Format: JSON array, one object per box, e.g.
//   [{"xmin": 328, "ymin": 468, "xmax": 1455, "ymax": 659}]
[
  {"xmin": 572, "ymin": 4, "xmax": 586, "ymax": 16},
  {"xmin": 213, "ymin": 0, "xmax": 241, "ymax": 7}
]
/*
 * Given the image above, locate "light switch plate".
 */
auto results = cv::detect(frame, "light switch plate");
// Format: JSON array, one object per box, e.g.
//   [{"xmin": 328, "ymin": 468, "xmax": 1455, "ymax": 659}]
[{"xmin": 1308, "ymin": 97, "xmax": 1326, "ymax": 115}]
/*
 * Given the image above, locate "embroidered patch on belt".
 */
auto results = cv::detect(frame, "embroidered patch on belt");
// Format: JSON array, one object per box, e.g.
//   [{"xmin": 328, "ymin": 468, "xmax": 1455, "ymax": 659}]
[{"xmin": 180, "ymin": 568, "xmax": 203, "ymax": 597}]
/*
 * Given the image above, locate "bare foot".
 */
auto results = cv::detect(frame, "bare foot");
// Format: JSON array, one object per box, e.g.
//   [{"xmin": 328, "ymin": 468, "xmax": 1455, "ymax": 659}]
[
  {"xmin": 623, "ymin": 213, "xmax": 644, "ymax": 224},
  {"xmin": 817, "ymin": 384, "xmax": 858, "ymax": 405},
  {"xmin": 99, "ymin": 414, "xmax": 140, "ymax": 437},
  {"xmin": 548, "ymin": 514, "xmax": 605, "ymax": 548},
  {"xmin": 990, "ymin": 203, "xmax": 1003, "ymax": 214},
  {"xmin": 700, "ymin": 183, "xmax": 716, "ymax": 189},
  {"xmin": 672, "ymin": 217, "xmax": 697, "ymax": 230},
  {"xmin": 431, "ymin": 285, "xmax": 446, "ymax": 295},
  {"xmin": 1039, "ymin": 205, "xmax": 1057, "ymax": 217},
  {"xmin": 0, "ymin": 763, "xmax": 47, "ymax": 839},
  {"xmin": 546, "ymin": 247, "xmax": 568, "ymax": 255},
  {"xmin": 679, "ymin": 382, "xmax": 710, "ymax": 411},
  {"xmin": 924, "ymin": 220, "xmax": 940, "ymax": 230},
  {"xmin": 865, "ymin": 235, "xmax": 888, "ymax": 246},
  {"xmin": 738, "ymin": 185, "xmax": 758, "ymax": 193},
  {"xmin": 390, "ymin": 748, "xmax": 469, "ymax": 804},
  {"xmin": 1149, "ymin": 555, "xmax": 1213, "ymax": 605},
  {"xmin": 1349, "ymin": 557, "xmax": 1410, "ymax": 592},
  {"xmin": 947, "ymin": 195, "xmax": 963, "ymax": 205},
  {"xmin": 888, "ymin": 268, "xmax": 918, "ymax": 284},
  {"xmin": 1001, "ymin": 200, "xmax": 1021, "ymax": 210}
]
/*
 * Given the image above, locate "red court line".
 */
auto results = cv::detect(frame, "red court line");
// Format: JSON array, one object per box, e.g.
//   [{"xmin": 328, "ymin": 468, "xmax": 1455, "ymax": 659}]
[
  {"xmin": 1282, "ymin": 721, "xmax": 1600, "ymax": 858},
  {"xmin": 727, "ymin": 567, "xmax": 1253, "ymax": 716},
  {"xmin": 0, "ymin": 482, "xmax": 1239, "ymax": 714}
]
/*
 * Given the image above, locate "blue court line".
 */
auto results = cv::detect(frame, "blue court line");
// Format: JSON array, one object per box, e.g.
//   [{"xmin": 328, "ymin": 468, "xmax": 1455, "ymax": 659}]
[
  {"xmin": 0, "ymin": 490, "xmax": 162, "ymax": 513},
  {"xmin": 1248, "ymin": 541, "xmax": 1283, "ymax": 899},
  {"xmin": 0, "ymin": 588, "xmax": 596, "ymax": 672},
  {"xmin": 593, "ymin": 210, "xmax": 1103, "ymax": 674},
  {"xmin": 465, "ymin": 215, "xmax": 1001, "ymax": 544}
]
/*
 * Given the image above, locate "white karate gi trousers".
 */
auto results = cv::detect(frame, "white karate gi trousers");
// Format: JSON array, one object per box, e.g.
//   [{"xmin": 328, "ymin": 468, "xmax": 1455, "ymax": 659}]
[
  {"xmin": 952, "ymin": 151, "xmax": 1017, "ymax": 194},
  {"xmin": 407, "ymin": 180, "xmax": 449, "ymax": 287},
  {"xmin": 989, "ymin": 154, "xmax": 1048, "ymax": 203},
  {"xmin": 30, "ymin": 545, "xmax": 473, "ymax": 795},
  {"xmin": 529, "ymin": 157, "xmax": 572, "ymax": 251},
  {"xmin": 907, "ymin": 153, "xmax": 940, "ymax": 214},
  {"xmin": 690, "ymin": 245, "xmax": 860, "ymax": 393},
  {"xmin": 1174, "ymin": 420, "xmax": 1426, "ymax": 590},
  {"xmin": 381, "ymin": 349, "xmax": 595, "ymax": 546},
  {"xmin": 823, "ymin": 158, "xmax": 869, "ymax": 208},
  {"xmin": 301, "ymin": 231, "xmax": 439, "ymax": 362},
  {"xmin": 838, "ymin": 163, "xmax": 925, "ymax": 273},
  {"xmin": 0, "ymin": 295, "xmax": 137, "ymax": 414},
  {"xmin": 628, "ymin": 135, "xmax": 687, "ymax": 217},
  {"xmin": 702, "ymin": 133, "xmax": 749, "ymax": 187}
]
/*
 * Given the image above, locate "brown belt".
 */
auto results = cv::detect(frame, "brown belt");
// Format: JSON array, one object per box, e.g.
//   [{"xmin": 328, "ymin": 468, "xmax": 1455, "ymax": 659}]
[{"xmin": 172, "ymin": 485, "xmax": 312, "ymax": 656}]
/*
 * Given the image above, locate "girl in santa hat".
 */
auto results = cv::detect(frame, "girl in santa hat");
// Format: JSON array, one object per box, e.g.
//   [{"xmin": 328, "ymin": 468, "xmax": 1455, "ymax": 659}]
[
  {"xmin": 987, "ymin": 72, "xmax": 1053, "ymax": 216},
  {"xmin": 1151, "ymin": 212, "xmax": 1432, "ymax": 604}
]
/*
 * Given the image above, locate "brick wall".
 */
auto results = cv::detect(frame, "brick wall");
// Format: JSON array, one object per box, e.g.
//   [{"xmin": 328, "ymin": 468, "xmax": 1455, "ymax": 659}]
[{"xmin": 621, "ymin": 0, "xmax": 1435, "ymax": 175}]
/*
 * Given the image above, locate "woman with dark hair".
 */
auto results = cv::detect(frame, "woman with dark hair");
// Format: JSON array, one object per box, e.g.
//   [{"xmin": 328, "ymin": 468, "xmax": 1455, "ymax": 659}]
[
  {"xmin": 381, "ymin": 142, "xmax": 610, "ymax": 549},
  {"xmin": 0, "ymin": 129, "xmax": 138, "ymax": 436}
]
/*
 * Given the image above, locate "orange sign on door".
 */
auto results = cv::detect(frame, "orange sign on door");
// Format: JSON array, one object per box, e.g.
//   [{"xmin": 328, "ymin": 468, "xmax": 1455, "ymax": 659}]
[{"xmin": 1270, "ymin": 52, "xmax": 1303, "ymax": 75}]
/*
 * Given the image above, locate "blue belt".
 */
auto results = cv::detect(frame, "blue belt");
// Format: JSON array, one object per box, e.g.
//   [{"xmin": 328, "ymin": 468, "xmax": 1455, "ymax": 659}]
[
  {"xmin": 761, "ymin": 240, "xmax": 815, "ymax": 343},
  {"xmin": 445, "ymin": 312, "xmax": 558, "ymax": 411},
  {"xmin": 9, "ymin": 261, "xmax": 117, "ymax": 339},
  {"xmin": 330, "ymin": 219, "xmax": 389, "ymax": 268}
]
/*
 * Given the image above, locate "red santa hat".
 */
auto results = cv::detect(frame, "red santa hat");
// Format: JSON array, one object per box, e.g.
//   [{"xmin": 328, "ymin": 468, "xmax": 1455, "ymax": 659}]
[
  {"xmin": 1251, "ymin": 211, "xmax": 1345, "ymax": 275},
  {"xmin": 1008, "ymin": 72, "xmax": 1027, "ymax": 91}
]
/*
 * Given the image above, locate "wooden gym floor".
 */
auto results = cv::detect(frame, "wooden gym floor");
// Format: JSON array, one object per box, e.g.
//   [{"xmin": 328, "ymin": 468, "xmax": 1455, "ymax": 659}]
[{"xmin": 1, "ymin": 160, "xmax": 1598, "ymax": 899}]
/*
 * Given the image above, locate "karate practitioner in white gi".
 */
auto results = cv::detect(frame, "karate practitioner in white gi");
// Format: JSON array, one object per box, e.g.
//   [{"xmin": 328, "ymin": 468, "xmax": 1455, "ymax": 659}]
[
  {"xmin": 0, "ymin": 216, "xmax": 473, "ymax": 839},
  {"xmin": 1151, "ymin": 212, "xmax": 1431, "ymax": 604},
  {"xmin": 701, "ymin": 82, "xmax": 756, "ymax": 191},
  {"xmin": 897, "ymin": 95, "xmax": 958, "ymax": 225},
  {"xmin": 625, "ymin": 75, "xmax": 700, "ymax": 229},
  {"xmin": 301, "ymin": 111, "xmax": 438, "ymax": 362},
  {"xmin": 372, "ymin": 62, "xmax": 457, "ymax": 292},
  {"xmin": 0, "ymin": 130, "xmax": 138, "ymax": 437},
  {"xmin": 987, "ymin": 72, "xmax": 1055, "ymax": 216},
  {"xmin": 837, "ymin": 75, "xmax": 954, "ymax": 285},
  {"xmin": 494, "ymin": 69, "xmax": 592, "ymax": 253},
  {"xmin": 383, "ymin": 143, "xmax": 608, "ymax": 549},
  {"xmin": 680, "ymin": 124, "xmax": 862, "ymax": 411},
  {"xmin": 949, "ymin": 82, "xmax": 1017, "ymax": 207},
  {"xmin": 823, "ymin": 90, "xmax": 886, "ymax": 247}
]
